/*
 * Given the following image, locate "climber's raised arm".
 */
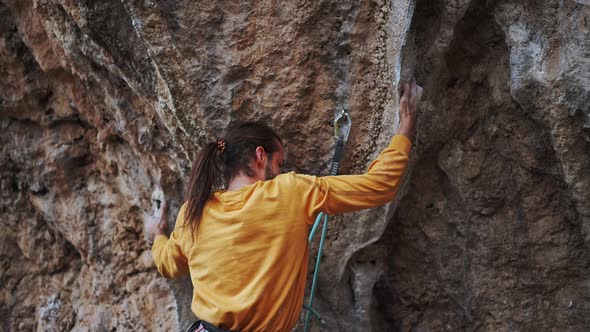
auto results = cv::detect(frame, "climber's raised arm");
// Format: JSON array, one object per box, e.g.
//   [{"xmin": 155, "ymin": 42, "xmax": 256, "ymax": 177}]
[{"xmin": 289, "ymin": 81, "xmax": 421, "ymax": 219}]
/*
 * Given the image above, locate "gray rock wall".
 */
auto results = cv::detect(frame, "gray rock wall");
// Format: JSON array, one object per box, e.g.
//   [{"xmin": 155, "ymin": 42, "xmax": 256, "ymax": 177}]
[{"xmin": 0, "ymin": 0, "xmax": 588, "ymax": 331}]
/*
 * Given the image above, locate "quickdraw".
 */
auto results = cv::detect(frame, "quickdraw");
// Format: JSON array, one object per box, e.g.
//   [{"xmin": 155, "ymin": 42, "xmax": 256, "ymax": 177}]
[{"xmin": 304, "ymin": 110, "xmax": 352, "ymax": 331}]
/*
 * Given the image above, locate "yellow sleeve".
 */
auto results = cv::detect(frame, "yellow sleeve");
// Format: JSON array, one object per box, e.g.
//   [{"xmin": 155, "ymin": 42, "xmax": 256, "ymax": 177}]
[
  {"xmin": 151, "ymin": 204, "xmax": 190, "ymax": 279},
  {"xmin": 295, "ymin": 134, "xmax": 411, "ymax": 221}
]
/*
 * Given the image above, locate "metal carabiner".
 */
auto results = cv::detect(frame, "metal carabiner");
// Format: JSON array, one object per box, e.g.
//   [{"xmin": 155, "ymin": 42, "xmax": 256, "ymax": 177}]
[{"xmin": 334, "ymin": 110, "xmax": 352, "ymax": 143}]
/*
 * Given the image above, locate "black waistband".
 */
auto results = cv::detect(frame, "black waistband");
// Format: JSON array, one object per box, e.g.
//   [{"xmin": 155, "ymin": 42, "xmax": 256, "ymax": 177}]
[{"xmin": 185, "ymin": 320, "xmax": 239, "ymax": 332}]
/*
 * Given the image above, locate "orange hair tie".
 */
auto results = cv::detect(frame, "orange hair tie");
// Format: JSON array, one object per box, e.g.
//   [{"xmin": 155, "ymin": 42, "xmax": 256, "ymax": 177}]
[{"xmin": 217, "ymin": 140, "xmax": 226, "ymax": 153}]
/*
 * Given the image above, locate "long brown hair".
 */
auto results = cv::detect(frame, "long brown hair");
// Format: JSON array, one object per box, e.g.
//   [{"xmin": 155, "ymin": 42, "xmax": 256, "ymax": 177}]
[{"xmin": 183, "ymin": 122, "xmax": 282, "ymax": 238}]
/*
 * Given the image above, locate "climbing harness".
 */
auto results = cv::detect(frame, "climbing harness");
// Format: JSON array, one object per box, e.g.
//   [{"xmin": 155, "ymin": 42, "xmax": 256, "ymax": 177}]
[{"xmin": 303, "ymin": 110, "xmax": 352, "ymax": 331}]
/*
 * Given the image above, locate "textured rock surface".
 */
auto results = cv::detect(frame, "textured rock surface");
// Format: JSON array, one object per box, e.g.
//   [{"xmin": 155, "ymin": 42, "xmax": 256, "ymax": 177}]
[{"xmin": 0, "ymin": 0, "xmax": 588, "ymax": 331}]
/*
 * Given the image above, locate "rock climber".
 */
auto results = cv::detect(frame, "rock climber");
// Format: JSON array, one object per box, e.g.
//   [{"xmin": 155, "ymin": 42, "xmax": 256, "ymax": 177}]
[{"xmin": 144, "ymin": 81, "xmax": 421, "ymax": 332}]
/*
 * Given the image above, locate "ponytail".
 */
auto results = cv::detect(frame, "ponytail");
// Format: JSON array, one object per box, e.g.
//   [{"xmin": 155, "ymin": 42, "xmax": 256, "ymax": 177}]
[
  {"xmin": 183, "ymin": 122, "xmax": 282, "ymax": 239},
  {"xmin": 183, "ymin": 142, "xmax": 222, "ymax": 238}
]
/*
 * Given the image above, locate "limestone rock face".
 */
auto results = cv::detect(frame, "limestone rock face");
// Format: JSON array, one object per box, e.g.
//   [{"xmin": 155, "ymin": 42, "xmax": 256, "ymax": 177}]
[{"xmin": 0, "ymin": 0, "xmax": 588, "ymax": 331}]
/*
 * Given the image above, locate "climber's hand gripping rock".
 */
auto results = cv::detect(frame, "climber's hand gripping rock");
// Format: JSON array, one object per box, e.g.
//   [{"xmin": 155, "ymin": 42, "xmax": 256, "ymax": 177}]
[
  {"xmin": 145, "ymin": 201, "xmax": 167, "ymax": 244},
  {"xmin": 398, "ymin": 79, "xmax": 422, "ymax": 139}
]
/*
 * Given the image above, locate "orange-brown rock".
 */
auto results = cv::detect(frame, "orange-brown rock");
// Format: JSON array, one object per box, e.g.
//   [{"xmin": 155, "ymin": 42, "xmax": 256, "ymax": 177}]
[{"xmin": 1, "ymin": 0, "xmax": 589, "ymax": 331}]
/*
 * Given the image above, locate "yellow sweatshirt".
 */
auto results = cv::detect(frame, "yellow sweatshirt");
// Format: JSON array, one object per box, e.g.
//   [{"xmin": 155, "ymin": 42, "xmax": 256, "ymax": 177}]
[{"xmin": 152, "ymin": 134, "xmax": 411, "ymax": 331}]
